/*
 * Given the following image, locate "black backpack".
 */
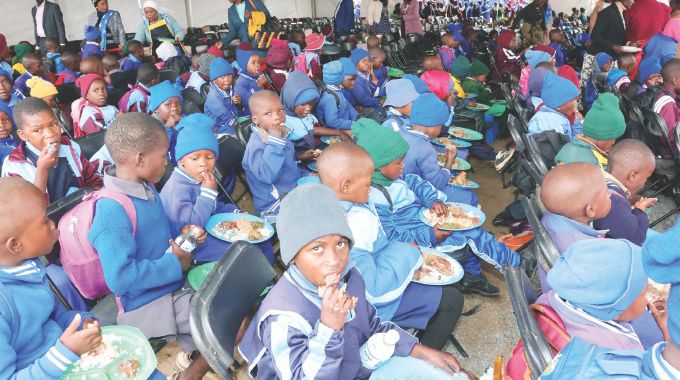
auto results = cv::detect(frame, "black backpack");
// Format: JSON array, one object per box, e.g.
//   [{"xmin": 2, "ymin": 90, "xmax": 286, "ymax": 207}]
[{"xmin": 511, "ymin": 130, "xmax": 569, "ymax": 195}]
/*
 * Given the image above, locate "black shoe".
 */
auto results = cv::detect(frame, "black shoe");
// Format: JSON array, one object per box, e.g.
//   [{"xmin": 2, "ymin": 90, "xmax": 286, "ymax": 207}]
[
  {"xmin": 455, "ymin": 273, "xmax": 500, "ymax": 297},
  {"xmin": 492, "ymin": 210, "xmax": 513, "ymax": 227}
]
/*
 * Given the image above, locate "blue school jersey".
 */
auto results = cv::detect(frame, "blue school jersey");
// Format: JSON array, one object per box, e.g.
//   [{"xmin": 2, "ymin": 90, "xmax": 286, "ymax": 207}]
[{"xmin": 204, "ymin": 83, "xmax": 239, "ymax": 135}]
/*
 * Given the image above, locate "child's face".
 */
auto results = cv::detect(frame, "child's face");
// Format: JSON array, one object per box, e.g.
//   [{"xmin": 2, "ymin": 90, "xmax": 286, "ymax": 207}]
[
  {"xmin": 422, "ymin": 125, "xmax": 443, "ymax": 138},
  {"xmin": 602, "ymin": 62, "xmax": 613, "ymax": 73},
  {"xmin": 356, "ymin": 57, "xmax": 372, "ymax": 73},
  {"xmin": 293, "ymin": 99, "xmax": 316, "ymax": 118},
  {"xmin": 178, "ymin": 149, "xmax": 216, "ymax": 182},
  {"xmin": 10, "ymin": 191, "xmax": 59, "ymax": 261},
  {"xmin": 214, "ymin": 74, "xmax": 234, "ymax": 91},
  {"xmin": 556, "ymin": 97, "xmax": 578, "ymax": 118},
  {"xmin": 43, "ymin": 95, "xmax": 56, "ymax": 108},
  {"xmin": 17, "ymin": 110, "xmax": 61, "ymax": 151},
  {"xmin": 341, "ymin": 75, "xmax": 357, "ymax": 90},
  {"xmin": 251, "ymin": 97, "xmax": 286, "ymax": 131},
  {"xmin": 155, "ymin": 97, "xmax": 182, "ymax": 123},
  {"xmin": 25, "ymin": 59, "xmax": 42, "ymax": 76},
  {"xmin": 552, "ymin": 32, "xmax": 565, "ymax": 44},
  {"xmin": 645, "ymin": 73, "xmax": 663, "ymax": 87},
  {"xmin": 0, "ymin": 76, "xmax": 11, "ymax": 101},
  {"xmin": 86, "ymin": 79, "xmax": 108, "ymax": 106},
  {"xmin": 291, "ymin": 234, "xmax": 350, "ymax": 288},
  {"xmin": 616, "ymin": 284, "xmax": 649, "ymax": 322},
  {"xmin": 473, "ymin": 74, "xmax": 488, "ymax": 84},
  {"xmin": 0, "ymin": 111, "xmax": 12, "ymax": 139},
  {"xmin": 246, "ymin": 54, "xmax": 262, "ymax": 76},
  {"xmin": 621, "ymin": 63, "xmax": 636, "ymax": 76},
  {"xmin": 136, "ymin": 137, "xmax": 169, "ymax": 184},
  {"xmin": 371, "ymin": 55, "xmax": 385, "ymax": 69},
  {"xmin": 379, "ymin": 156, "xmax": 405, "ymax": 181},
  {"xmin": 130, "ymin": 45, "xmax": 144, "ymax": 60}
]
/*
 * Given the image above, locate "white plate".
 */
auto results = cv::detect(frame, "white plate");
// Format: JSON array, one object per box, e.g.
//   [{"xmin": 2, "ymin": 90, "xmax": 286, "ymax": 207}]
[{"xmin": 621, "ymin": 46, "xmax": 642, "ymax": 53}]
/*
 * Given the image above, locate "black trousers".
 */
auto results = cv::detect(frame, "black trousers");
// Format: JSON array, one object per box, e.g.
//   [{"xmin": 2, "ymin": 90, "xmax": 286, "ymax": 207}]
[{"xmin": 419, "ymin": 286, "xmax": 465, "ymax": 350}]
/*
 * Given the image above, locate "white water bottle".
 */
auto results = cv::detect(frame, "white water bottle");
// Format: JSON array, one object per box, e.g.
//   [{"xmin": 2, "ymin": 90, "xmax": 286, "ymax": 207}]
[{"xmin": 359, "ymin": 329, "xmax": 400, "ymax": 370}]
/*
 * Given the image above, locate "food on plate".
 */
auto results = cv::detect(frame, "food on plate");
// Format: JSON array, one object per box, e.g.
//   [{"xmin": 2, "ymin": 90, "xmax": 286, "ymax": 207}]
[
  {"xmin": 117, "ymin": 360, "xmax": 140, "ymax": 378},
  {"xmin": 436, "ymin": 137, "xmax": 459, "ymax": 150},
  {"xmin": 415, "ymin": 253, "xmax": 454, "ymax": 282},
  {"xmin": 647, "ymin": 280, "xmax": 670, "ymax": 312},
  {"xmin": 212, "ymin": 219, "xmax": 267, "ymax": 241},
  {"xmin": 325, "ymin": 136, "xmax": 342, "ymax": 144},
  {"xmin": 72, "ymin": 337, "xmax": 120, "ymax": 372},
  {"xmin": 468, "ymin": 101, "xmax": 478, "ymax": 107},
  {"xmin": 422, "ymin": 204, "xmax": 481, "ymax": 229},
  {"xmin": 450, "ymin": 128, "xmax": 466, "ymax": 138},
  {"xmin": 437, "ymin": 154, "xmax": 461, "ymax": 167},
  {"xmin": 449, "ymin": 172, "xmax": 472, "ymax": 186}
]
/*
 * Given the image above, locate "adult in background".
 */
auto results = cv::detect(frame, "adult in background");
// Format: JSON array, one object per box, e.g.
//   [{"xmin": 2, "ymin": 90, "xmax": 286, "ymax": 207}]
[
  {"xmin": 589, "ymin": 0, "xmax": 636, "ymax": 57},
  {"xmin": 402, "ymin": 0, "xmax": 425, "ymax": 36},
  {"xmin": 625, "ymin": 0, "xmax": 670, "ymax": 43},
  {"xmin": 368, "ymin": 0, "xmax": 391, "ymax": 36},
  {"xmin": 336, "ymin": 0, "xmax": 355, "ymax": 37},
  {"xmin": 513, "ymin": 0, "xmax": 549, "ymax": 46},
  {"xmin": 221, "ymin": 0, "xmax": 270, "ymax": 47},
  {"xmin": 134, "ymin": 0, "xmax": 185, "ymax": 56},
  {"xmin": 645, "ymin": 0, "xmax": 680, "ymax": 65},
  {"xmin": 31, "ymin": 0, "xmax": 66, "ymax": 53},
  {"xmin": 88, "ymin": 0, "xmax": 126, "ymax": 52}
]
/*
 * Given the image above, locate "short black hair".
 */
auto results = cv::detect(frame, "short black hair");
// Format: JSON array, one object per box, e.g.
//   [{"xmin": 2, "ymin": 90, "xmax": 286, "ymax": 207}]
[
  {"xmin": 13, "ymin": 97, "xmax": 53, "ymax": 129},
  {"xmin": 105, "ymin": 113, "xmax": 167, "ymax": 164},
  {"xmin": 22, "ymin": 52, "xmax": 41, "ymax": 65},
  {"xmin": 662, "ymin": 58, "xmax": 680, "ymax": 82},
  {"xmin": 137, "ymin": 63, "xmax": 159, "ymax": 85}
]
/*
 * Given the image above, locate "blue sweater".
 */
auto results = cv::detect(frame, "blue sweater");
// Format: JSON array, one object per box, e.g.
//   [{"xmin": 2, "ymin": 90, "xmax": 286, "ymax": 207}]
[
  {"xmin": 204, "ymin": 83, "xmax": 239, "ymax": 135},
  {"xmin": 400, "ymin": 129, "xmax": 452, "ymax": 192},
  {"xmin": 234, "ymin": 72, "xmax": 260, "ymax": 117},
  {"xmin": 593, "ymin": 183, "xmax": 649, "ymax": 246},
  {"xmin": 0, "ymin": 259, "xmax": 94, "ymax": 380},
  {"xmin": 349, "ymin": 72, "xmax": 382, "ymax": 109},
  {"xmin": 316, "ymin": 86, "xmax": 358, "ymax": 130},
  {"xmin": 88, "ymin": 183, "xmax": 184, "ymax": 312}
]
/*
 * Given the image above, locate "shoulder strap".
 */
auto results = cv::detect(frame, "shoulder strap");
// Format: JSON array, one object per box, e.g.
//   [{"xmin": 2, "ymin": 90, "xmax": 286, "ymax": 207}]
[
  {"xmin": 543, "ymin": 131, "xmax": 563, "ymax": 153},
  {"xmin": 322, "ymin": 86, "xmax": 341, "ymax": 109},
  {"xmin": 370, "ymin": 183, "xmax": 393, "ymax": 211},
  {"xmin": 95, "ymin": 188, "xmax": 138, "ymax": 236},
  {"xmin": 248, "ymin": 0, "xmax": 258, "ymax": 11},
  {"xmin": 530, "ymin": 304, "xmax": 571, "ymax": 352},
  {"xmin": 0, "ymin": 282, "xmax": 18, "ymax": 345}
]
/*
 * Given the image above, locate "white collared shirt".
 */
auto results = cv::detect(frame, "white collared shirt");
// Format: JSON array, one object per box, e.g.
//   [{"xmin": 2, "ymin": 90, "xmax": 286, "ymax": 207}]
[{"xmin": 36, "ymin": 1, "xmax": 46, "ymax": 38}]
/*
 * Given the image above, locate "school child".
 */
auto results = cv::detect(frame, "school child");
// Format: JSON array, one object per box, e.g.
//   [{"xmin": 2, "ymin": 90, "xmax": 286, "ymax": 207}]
[
  {"xmin": 519, "ymin": 50, "xmax": 551, "ymax": 97},
  {"xmin": 462, "ymin": 59, "xmax": 492, "ymax": 105},
  {"xmin": 87, "ymin": 113, "xmax": 211, "ymax": 379},
  {"xmin": 0, "ymin": 103, "xmax": 18, "ymax": 166},
  {"xmin": 27, "ymin": 77, "xmax": 58, "ymax": 107},
  {"xmin": 493, "ymin": 29, "xmax": 521, "ymax": 80},
  {"xmin": 56, "ymin": 52, "xmax": 80, "ymax": 85},
  {"xmin": 264, "ymin": 38, "xmax": 293, "ymax": 94},
  {"xmin": 234, "ymin": 46, "xmax": 266, "ymax": 117},
  {"xmin": 120, "ymin": 40, "xmax": 144, "ymax": 73},
  {"xmin": 420, "ymin": 70, "xmax": 462, "ymax": 130},
  {"xmin": 0, "ymin": 70, "xmax": 19, "ymax": 110},
  {"xmin": 287, "ymin": 29, "xmax": 305, "ymax": 56},
  {"xmin": 0, "ymin": 177, "xmax": 103, "ymax": 380},
  {"xmin": 382, "ymin": 78, "xmax": 419, "ymax": 132},
  {"xmin": 82, "ymin": 26, "xmax": 103, "ymax": 60},
  {"xmin": 369, "ymin": 47, "xmax": 388, "ymax": 89},
  {"xmin": 43, "ymin": 37, "xmax": 64, "ymax": 74},
  {"xmin": 14, "ymin": 52, "xmax": 49, "ymax": 98},
  {"xmin": 585, "ymin": 52, "xmax": 613, "ymax": 110},
  {"xmin": 548, "ymin": 29, "xmax": 566, "ymax": 67},
  {"xmin": 366, "ymin": 35, "xmax": 381, "ymax": 49},
  {"xmin": 317, "ymin": 143, "xmax": 464, "ymax": 349},
  {"xmin": 353, "ymin": 119, "xmax": 521, "ymax": 296},
  {"xmin": 527, "ymin": 71, "xmax": 581, "ymax": 139},
  {"xmin": 347, "ymin": 48, "xmax": 382, "ymax": 111},
  {"xmin": 10, "ymin": 42, "xmax": 33, "ymax": 77},
  {"xmin": 148, "ymin": 80, "xmax": 182, "ymax": 164},
  {"xmin": 594, "ymin": 140, "xmax": 657, "ymax": 246},
  {"xmin": 439, "ymin": 33, "xmax": 461, "ymax": 72},
  {"xmin": 422, "ymin": 55, "xmax": 444, "ymax": 72},
  {"xmin": 118, "ymin": 63, "xmax": 159, "ymax": 113},
  {"xmin": 627, "ymin": 57, "xmax": 663, "ymax": 97},
  {"xmin": 653, "ymin": 59, "xmax": 680, "ymax": 146},
  {"xmin": 204, "ymin": 58, "xmax": 240, "ymax": 136},
  {"xmin": 449, "ymin": 56, "xmax": 471, "ymax": 99},
  {"xmin": 608, "ymin": 53, "xmax": 636, "ymax": 92},
  {"xmin": 239, "ymin": 183, "xmax": 465, "ymax": 378},
  {"xmin": 525, "ymin": 67, "xmax": 549, "ymax": 110},
  {"xmin": 293, "ymin": 33, "xmax": 324, "ymax": 81},
  {"xmin": 282, "ymin": 71, "xmax": 350, "ymax": 157},
  {"xmin": 102, "ymin": 54, "xmax": 128, "ymax": 92},
  {"xmin": 339, "ymin": 57, "xmax": 360, "ymax": 109},
  {"xmin": 75, "ymin": 74, "xmax": 118, "ymax": 137},
  {"xmin": 316, "ymin": 61, "xmax": 359, "ymax": 130},
  {"xmin": 537, "ymin": 238, "xmax": 656, "ymax": 350},
  {"xmin": 242, "ymin": 91, "xmax": 303, "ymax": 221},
  {"xmin": 555, "ymin": 93, "xmax": 626, "ymax": 169},
  {"xmin": 185, "ymin": 53, "xmax": 214, "ymax": 91}
]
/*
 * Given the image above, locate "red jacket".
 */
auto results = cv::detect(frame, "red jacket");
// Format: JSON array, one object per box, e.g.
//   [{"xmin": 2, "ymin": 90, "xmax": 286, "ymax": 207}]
[{"xmin": 625, "ymin": 0, "xmax": 670, "ymax": 42}]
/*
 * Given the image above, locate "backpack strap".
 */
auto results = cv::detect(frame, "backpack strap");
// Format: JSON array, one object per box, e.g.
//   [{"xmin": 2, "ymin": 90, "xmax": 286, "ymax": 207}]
[
  {"xmin": 529, "ymin": 304, "xmax": 571, "ymax": 352},
  {"xmin": 384, "ymin": 115, "xmax": 405, "ymax": 132},
  {"xmin": 0, "ymin": 282, "xmax": 19, "ymax": 346},
  {"xmin": 370, "ymin": 183, "xmax": 393, "ymax": 211},
  {"xmin": 543, "ymin": 131, "xmax": 564, "ymax": 154}
]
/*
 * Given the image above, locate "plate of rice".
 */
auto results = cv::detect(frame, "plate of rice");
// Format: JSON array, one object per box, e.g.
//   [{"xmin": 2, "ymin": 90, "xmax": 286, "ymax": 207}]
[
  {"xmin": 320, "ymin": 136, "xmax": 343, "ymax": 145},
  {"xmin": 448, "ymin": 126, "xmax": 484, "ymax": 141},
  {"xmin": 419, "ymin": 202, "xmax": 486, "ymax": 231},
  {"xmin": 413, "ymin": 247, "xmax": 464, "ymax": 286},
  {"xmin": 448, "ymin": 172, "xmax": 480, "ymax": 189},
  {"xmin": 430, "ymin": 137, "xmax": 472, "ymax": 149},
  {"xmin": 437, "ymin": 154, "xmax": 472, "ymax": 171},
  {"xmin": 206, "ymin": 213, "xmax": 275, "ymax": 244}
]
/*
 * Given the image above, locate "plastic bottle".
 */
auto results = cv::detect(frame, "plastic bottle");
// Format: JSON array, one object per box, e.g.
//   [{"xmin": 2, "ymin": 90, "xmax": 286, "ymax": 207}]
[{"xmin": 359, "ymin": 329, "xmax": 400, "ymax": 370}]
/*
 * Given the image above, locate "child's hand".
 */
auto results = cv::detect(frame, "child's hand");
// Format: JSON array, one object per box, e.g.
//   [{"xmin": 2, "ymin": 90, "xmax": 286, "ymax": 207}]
[
  {"xmin": 430, "ymin": 201, "xmax": 448, "ymax": 217},
  {"xmin": 169, "ymin": 240, "xmax": 192, "ymax": 272},
  {"xmin": 339, "ymin": 132, "xmax": 353, "ymax": 142},
  {"xmin": 635, "ymin": 197, "xmax": 657, "ymax": 210},
  {"xmin": 36, "ymin": 144, "xmax": 59, "ymax": 173},
  {"xmin": 410, "ymin": 344, "xmax": 461, "ymax": 375},
  {"xmin": 166, "ymin": 114, "xmax": 181, "ymax": 129},
  {"xmin": 182, "ymin": 225, "xmax": 207, "ymax": 244},
  {"xmin": 319, "ymin": 284, "xmax": 355, "ymax": 331},
  {"xmin": 232, "ymin": 95, "xmax": 242, "ymax": 105},
  {"xmin": 201, "ymin": 171, "xmax": 218, "ymax": 191},
  {"xmin": 649, "ymin": 299, "xmax": 670, "ymax": 341},
  {"xmin": 60, "ymin": 314, "xmax": 103, "ymax": 356},
  {"xmin": 297, "ymin": 149, "xmax": 317, "ymax": 162},
  {"xmin": 256, "ymin": 75, "xmax": 267, "ymax": 88},
  {"xmin": 444, "ymin": 147, "xmax": 458, "ymax": 168},
  {"xmin": 434, "ymin": 225, "xmax": 452, "ymax": 243}
]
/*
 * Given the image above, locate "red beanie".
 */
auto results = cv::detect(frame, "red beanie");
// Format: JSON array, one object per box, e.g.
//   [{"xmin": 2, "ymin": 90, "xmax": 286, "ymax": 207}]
[
  {"xmin": 76, "ymin": 73, "xmax": 104, "ymax": 98},
  {"xmin": 421, "ymin": 70, "xmax": 454, "ymax": 100},
  {"xmin": 558, "ymin": 65, "xmax": 579, "ymax": 89},
  {"xmin": 534, "ymin": 44, "xmax": 556, "ymax": 57},
  {"xmin": 497, "ymin": 30, "xmax": 515, "ymax": 50},
  {"xmin": 0, "ymin": 34, "xmax": 7, "ymax": 58}
]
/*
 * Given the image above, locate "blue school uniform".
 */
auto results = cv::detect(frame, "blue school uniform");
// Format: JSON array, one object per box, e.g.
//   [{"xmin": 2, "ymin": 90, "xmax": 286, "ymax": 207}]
[
  {"xmin": 242, "ymin": 125, "xmax": 303, "ymax": 219},
  {"xmin": 234, "ymin": 72, "xmax": 260, "ymax": 116},
  {"xmin": 349, "ymin": 71, "xmax": 382, "ymax": 110},
  {"xmin": 0, "ymin": 259, "xmax": 95, "ymax": 380},
  {"xmin": 0, "ymin": 94, "xmax": 20, "ymax": 110},
  {"xmin": 316, "ymin": 85, "xmax": 358, "ymax": 130},
  {"xmin": 342, "ymin": 200, "xmax": 439, "ymax": 327},
  {"xmin": 374, "ymin": 66, "xmax": 388, "ymax": 88},
  {"xmin": 280, "ymin": 72, "xmax": 320, "ymax": 151},
  {"xmin": 527, "ymin": 106, "xmax": 582, "ymax": 139},
  {"xmin": 46, "ymin": 52, "xmax": 64, "ymax": 74},
  {"xmin": 82, "ymin": 42, "xmax": 103, "ymax": 59},
  {"xmin": 121, "ymin": 54, "xmax": 141, "ymax": 73},
  {"xmin": 0, "ymin": 136, "xmax": 19, "ymax": 168},
  {"xmin": 549, "ymin": 42, "xmax": 565, "ymax": 67},
  {"xmin": 204, "ymin": 82, "xmax": 239, "ymax": 135},
  {"xmin": 341, "ymin": 87, "xmax": 359, "ymax": 107},
  {"xmin": 382, "ymin": 107, "xmax": 411, "ymax": 132},
  {"xmin": 399, "ymin": 128, "xmax": 478, "ymax": 206}
]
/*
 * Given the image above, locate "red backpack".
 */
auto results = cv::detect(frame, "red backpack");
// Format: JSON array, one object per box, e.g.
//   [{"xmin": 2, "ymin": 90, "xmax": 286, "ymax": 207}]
[{"xmin": 505, "ymin": 304, "xmax": 572, "ymax": 380}]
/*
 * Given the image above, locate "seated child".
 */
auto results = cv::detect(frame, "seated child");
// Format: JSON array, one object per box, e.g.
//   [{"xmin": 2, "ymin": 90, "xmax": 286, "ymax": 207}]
[
  {"xmin": 234, "ymin": 47, "xmax": 266, "ymax": 116},
  {"xmin": 607, "ymin": 53, "xmax": 636, "ymax": 92},
  {"xmin": 462, "ymin": 59, "xmax": 492, "ymax": 104},
  {"xmin": 519, "ymin": 50, "xmax": 552, "ymax": 97},
  {"xmin": 239, "ymin": 183, "xmax": 465, "ymax": 378},
  {"xmin": 627, "ymin": 56, "xmax": 663, "ymax": 97},
  {"xmin": 82, "ymin": 26, "xmax": 103, "ymax": 59},
  {"xmin": 318, "ymin": 143, "xmax": 464, "ymax": 350},
  {"xmin": 382, "ymin": 78, "xmax": 419, "ymax": 132},
  {"xmin": 369, "ymin": 47, "xmax": 388, "ymax": 89},
  {"xmin": 316, "ymin": 61, "xmax": 359, "ymax": 130},
  {"xmin": 585, "ymin": 52, "xmax": 613, "ymax": 110},
  {"xmin": 400, "ymin": 93, "xmax": 478, "ymax": 206},
  {"xmin": 204, "ymin": 58, "xmax": 241, "ymax": 135},
  {"xmin": 75, "ymin": 74, "xmax": 118, "ymax": 137},
  {"xmin": 43, "ymin": 37, "xmax": 64, "ymax": 74},
  {"xmin": 294, "ymin": 32, "xmax": 324, "ymax": 81},
  {"xmin": 10, "ymin": 42, "xmax": 33, "ymax": 77},
  {"xmin": 147, "ymin": 80, "xmax": 182, "ymax": 164},
  {"xmin": 264, "ymin": 38, "xmax": 293, "ymax": 94},
  {"xmin": 347, "ymin": 48, "xmax": 382, "ymax": 111},
  {"xmin": 339, "ymin": 57, "xmax": 360, "ymax": 110},
  {"xmin": 537, "ymin": 238, "xmax": 654, "ymax": 350},
  {"xmin": 88, "ymin": 113, "xmax": 212, "ymax": 379},
  {"xmin": 56, "ymin": 51, "xmax": 80, "ymax": 85},
  {"xmin": 27, "ymin": 77, "xmax": 58, "ymax": 107},
  {"xmin": 0, "ymin": 102, "xmax": 18, "ymax": 166},
  {"xmin": 0, "ymin": 70, "xmax": 20, "ymax": 109},
  {"xmin": 555, "ymin": 93, "xmax": 626, "ymax": 169},
  {"xmin": 594, "ymin": 140, "xmax": 657, "ymax": 245},
  {"xmin": 353, "ymin": 119, "xmax": 520, "ymax": 297},
  {"xmin": 0, "ymin": 177, "xmax": 103, "ymax": 380},
  {"xmin": 527, "ymin": 71, "xmax": 581, "ymax": 139},
  {"xmin": 494, "ymin": 30, "xmax": 521, "ymax": 81},
  {"xmin": 439, "ymin": 33, "xmax": 461, "ymax": 72},
  {"xmin": 653, "ymin": 58, "xmax": 680, "ymax": 146},
  {"xmin": 525, "ymin": 67, "xmax": 549, "ymax": 110},
  {"xmin": 287, "ymin": 29, "xmax": 305, "ymax": 56},
  {"xmin": 449, "ymin": 56, "xmax": 471, "ymax": 99},
  {"xmin": 282, "ymin": 71, "xmax": 350, "ymax": 159},
  {"xmin": 242, "ymin": 91, "xmax": 303, "ymax": 221},
  {"xmin": 118, "ymin": 63, "xmax": 159, "ymax": 113},
  {"xmin": 423, "ymin": 55, "xmax": 444, "ymax": 72},
  {"xmin": 14, "ymin": 52, "xmax": 50, "ymax": 98},
  {"xmin": 185, "ymin": 53, "xmax": 214, "ymax": 90},
  {"xmin": 420, "ymin": 70, "xmax": 462, "ymax": 130},
  {"xmin": 103, "ymin": 54, "xmax": 133, "ymax": 93},
  {"xmin": 120, "ymin": 40, "xmax": 143, "ymax": 73},
  {"xmin": 548, "ymin": 29, "xmax": 566, "ymax": 67}
]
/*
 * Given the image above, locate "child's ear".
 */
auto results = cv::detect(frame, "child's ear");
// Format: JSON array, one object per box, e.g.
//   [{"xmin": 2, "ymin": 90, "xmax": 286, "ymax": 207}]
[
  {"xmin": 628, "ymin": 170, "xmax": 639, "ymax": 184},
  {"xmin": 584, "ymin": 203, "xmax": 596, "ymax": 219},
  {"xmin": 135, "ymin": 152, "xmax": 145, "ymax": 167},
  {"xmin": 251, "ymin": 115, "xmax": 259, "ymax": 126},
  {"xmin": 340, "ymin": 178, "xmax": 352, "ymax": 194},
  {"xmin": 15, "ymin": 128, "xmax": 28, "ymax": 142},
  {"xmin": 5, "ymin": 237, "xmax": 21, "ymax": 256}
]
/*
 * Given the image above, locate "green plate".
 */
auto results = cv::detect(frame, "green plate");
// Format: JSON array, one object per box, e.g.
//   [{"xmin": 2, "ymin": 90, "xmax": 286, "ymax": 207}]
[
  {"xmin": 62, "ymin": 326, "xmax": 157, "ymax": 380},
  {"xmin": 448, "ymin": 127, "xmax": 484, "ymax": 141},
  {"xmin": 466, "ymin": 104, "xmax": 491, "ymax": 111},
  {"xmin": 188, "ymin": 262, "xmax": 216, "ymax": 290},
  {"xmin": 437, "ymin": 155, "xmax": 471, "ymax": 170},
  {"xmin": 387, "ymin": 67, "xmax": 405, "ymax": 78},
  {"xmin": 490, "ymin": 100, "xmax": 507, "ymax": 105}
]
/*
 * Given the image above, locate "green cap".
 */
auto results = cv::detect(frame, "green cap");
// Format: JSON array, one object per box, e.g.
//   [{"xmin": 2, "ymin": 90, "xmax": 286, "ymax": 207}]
[
  {"xmin": 450, "ymin": 56, "xmax": 472, "ymax": 80},
  {"xmin": 352, "ymin": 118, "xmax": 409, "ymax": 169},
  {"xmin": 582, "ymin": 93, "xmax": 625, "ymax": 140},
  {"xmin": 470, "ymin": 59, "xmax": 490, "ymax": 77}
]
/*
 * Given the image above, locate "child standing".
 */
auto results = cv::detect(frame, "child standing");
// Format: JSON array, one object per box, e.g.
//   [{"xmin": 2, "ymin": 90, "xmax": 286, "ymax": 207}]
[
  {"xmin": 294, "ymin": 33, "xmax": 324, "ymax": 81},
  {"xmin": 234, "ymin": 47, "xmax": 266, "ymax": 117},
  {"xmin": 317, "ymin": 61, "xmax": 359, "ymax": 131},
  {"xmin": 43, "ymin": 37, "xmax": 64, "ymax": 74},
  {"xmin": 75, "ymin": 74, "xmax": 118, "ymax": 137},
  {"xmin": 527, "ymin": 71, "xmax": 581, "ymax": 139},
  {"xmin": 239, "ymin": 183, "xmax": 464, "ymax": 378},
  {"xmin": 118, "ymin": 63, "xmax": 159, "ymax": 113},
  {"xmin": 82, "ymin": 26, "xmax": 104, "ymax": 59},
  {"xmin": 204, "ymin": 58, "xmax": 241, "ymax": 135},
  {"xmin": 242, "ymin": 91, "xmax": 303, "ymax": 221}
]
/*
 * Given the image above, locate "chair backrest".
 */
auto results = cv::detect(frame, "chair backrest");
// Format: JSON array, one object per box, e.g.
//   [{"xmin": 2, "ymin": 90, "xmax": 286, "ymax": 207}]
[
  {"xmin": 508, "ymin": 114, "xmax": 527, "ymax": 155},
  {"xmin": 521, "ymin": 194, "xmax": 560, "ymax": 269},
  {"xmin": 181, "ymin": 87, "xmax": 205, "ymax": 115},
  {"xmin": 190, "ymin": 241, "xmax": 276, "ymax": 379},
  {"xmin": 74, "ymin": 130, "xmax": 106, "ymax": 161},
  {"xmin": 159, "ymin": 69, "xmax": 179, "ymax": 83}
]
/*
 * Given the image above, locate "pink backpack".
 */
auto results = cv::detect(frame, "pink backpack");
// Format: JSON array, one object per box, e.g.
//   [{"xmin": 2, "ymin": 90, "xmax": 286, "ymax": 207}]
[
  {"xmin": 59, "ymin": 188, "xmax": 137, "ymax": 300},
  {"xmin": 292, "ymin": 52, "xmax": 310, "ymax": 74}
]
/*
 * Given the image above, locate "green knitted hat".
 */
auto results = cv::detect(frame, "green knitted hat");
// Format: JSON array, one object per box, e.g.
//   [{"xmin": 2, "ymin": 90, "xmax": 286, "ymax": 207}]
[
  {"xmin": 582, "ymin": 93, "xmax": 625, "ymax": 140},
  {"xmin": 450, "ymin": 56, "xmax": 471, "ymax": 80},
  {"xmin": 470, "ymin": 59, "xmax": 490, "ymax": 77},
  {"xmin": 352, "ymin": 118, "xmax": 409, "ymax": 169}
]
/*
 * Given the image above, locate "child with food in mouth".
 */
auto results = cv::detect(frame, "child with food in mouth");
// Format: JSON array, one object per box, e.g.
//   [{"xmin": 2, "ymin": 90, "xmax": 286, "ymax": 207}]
[
  {"xmin": 239, "ymin": 184, "xmax": 464, "ymax": 379},
  {"xmin": 75, "ymin": 74, "xmax": 119, "ymax": 137}
]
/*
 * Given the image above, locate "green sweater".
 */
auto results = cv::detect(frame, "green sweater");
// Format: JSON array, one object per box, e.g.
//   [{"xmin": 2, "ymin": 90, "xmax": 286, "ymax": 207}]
[{"xmin": 461, "ymin": 78, "xmax": 492, "ymax": 104}]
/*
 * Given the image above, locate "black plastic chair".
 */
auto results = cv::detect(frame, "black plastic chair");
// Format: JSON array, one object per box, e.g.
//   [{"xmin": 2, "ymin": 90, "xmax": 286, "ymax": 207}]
[
  {"xmin": 520, "ymin": 194, "xmax": 560, "ymax": 269},
  {"xmin": 74, "ymin": 130, "xmax": 106, "ymax": 161},
  {"xmin": 181, "ymin": 87, "xmax": 205, "ymax": 115},
  {"xmin": 159, "ymin": 69, "xmax": 179, "ymax": 83},
  {"xmin": 190, "ymin": 241, "xmax": 276, "ymax": 379}
]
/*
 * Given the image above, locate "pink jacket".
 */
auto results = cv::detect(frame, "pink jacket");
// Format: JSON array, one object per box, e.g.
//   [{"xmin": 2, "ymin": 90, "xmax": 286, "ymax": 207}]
[{"xmin": 402, "ymin": 2, "xmax": 424, "ymax": 36}]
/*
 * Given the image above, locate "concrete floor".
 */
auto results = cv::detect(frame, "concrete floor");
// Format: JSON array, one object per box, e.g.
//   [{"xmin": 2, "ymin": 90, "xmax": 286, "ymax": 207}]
[{"xmin": 155, "ymin": 139, "xmax": 524, "ymax": 379}]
